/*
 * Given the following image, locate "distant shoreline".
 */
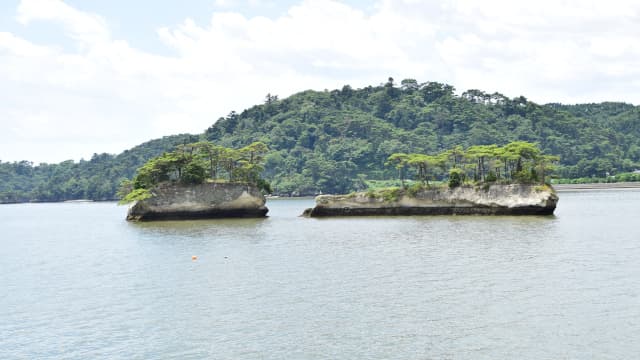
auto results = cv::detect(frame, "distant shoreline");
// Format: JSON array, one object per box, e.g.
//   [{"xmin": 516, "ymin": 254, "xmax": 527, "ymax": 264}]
[
  {"xmin": 553, "ymin": 182, "xmax": 640, "ymax": 191},
  {"xmin": 0, "ymin": 199, "xmax": 116, "ymax": 205}
]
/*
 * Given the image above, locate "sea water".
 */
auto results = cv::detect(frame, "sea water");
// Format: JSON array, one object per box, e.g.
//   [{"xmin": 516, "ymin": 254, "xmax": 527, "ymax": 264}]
[{"xmin": 1, "ymin": 191, "xmax": 639, "ymax": 359}]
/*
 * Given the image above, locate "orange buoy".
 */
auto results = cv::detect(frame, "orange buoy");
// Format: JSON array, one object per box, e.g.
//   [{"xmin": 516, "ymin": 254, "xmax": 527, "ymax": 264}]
[{"xmin": 192, "ymin": 255, "xmax": 198, "ymax": 261}]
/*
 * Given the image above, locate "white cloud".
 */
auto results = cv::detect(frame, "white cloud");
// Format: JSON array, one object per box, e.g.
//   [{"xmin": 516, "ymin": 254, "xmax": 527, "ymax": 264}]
[
  {"xmin": 17, "ymin": 0, "xmax": 110, "ymax": 44},
  {"xmin": 2, "ymin": 0, "xmax": 640, "ymax": 163}
]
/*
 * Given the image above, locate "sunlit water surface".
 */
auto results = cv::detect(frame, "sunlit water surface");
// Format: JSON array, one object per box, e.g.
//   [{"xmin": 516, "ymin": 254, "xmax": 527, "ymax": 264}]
[{"xmin": 1, "ymin": 191, "xmax": 639, "ymax": 359}]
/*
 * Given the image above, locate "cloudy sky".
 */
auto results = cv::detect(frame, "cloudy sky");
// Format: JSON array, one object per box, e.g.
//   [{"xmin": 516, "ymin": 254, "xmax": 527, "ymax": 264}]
[{"xmin": 1, "ymin": 0, "xmax": 639, "ymax": 163}]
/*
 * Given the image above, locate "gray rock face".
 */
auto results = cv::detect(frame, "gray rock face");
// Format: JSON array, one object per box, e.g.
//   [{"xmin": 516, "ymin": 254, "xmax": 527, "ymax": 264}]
[
  {"xmin": 127, "ymin": 183, "xmax": 268, "ymax": 221},
  {"xmin": 304, "ymin": 184, "xmax": 558, "ymax": 217}
]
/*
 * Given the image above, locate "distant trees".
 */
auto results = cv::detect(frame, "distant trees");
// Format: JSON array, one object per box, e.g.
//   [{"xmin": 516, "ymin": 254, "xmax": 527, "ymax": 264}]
[
  {"xmin": 400, "ymin": 78, "xmax": 419, "ymax": 92},
  {"xmin": 265, "ymin": 93, "xmax": 279, "ymax": 104},
  {"xmin": 386, "ymin": 141, "xmax": 558, "ymax": 188},
  {"xmin": 0, "ymin": 134, "xmax": 199, "ymax": 203}
]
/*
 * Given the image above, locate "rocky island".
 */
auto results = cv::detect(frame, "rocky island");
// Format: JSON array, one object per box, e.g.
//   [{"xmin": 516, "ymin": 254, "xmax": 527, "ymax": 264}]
[
  {"xmin": 304, "ymin": 141, "xmax": 560, "ymax": 217},
  {"xmin": 303, "ymin": 184, "xmax": 557, "ymax": 217},
  {"xmin": 126, "ymin": 182, "xmax": 268, "ymax": 221},
  {"xmin": 120, "ymin": 141, "xmax": 271, "ymax": 221}
]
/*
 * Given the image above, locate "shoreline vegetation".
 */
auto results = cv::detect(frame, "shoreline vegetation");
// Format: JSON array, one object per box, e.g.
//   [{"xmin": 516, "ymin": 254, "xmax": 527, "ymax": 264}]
[
  {"xmin": 552, "ymin": 172, "xmax": 640, "ymax": 185},
  {"xmin": 552, "ymin": 182, "xmax": 640, "ymax": 191}
]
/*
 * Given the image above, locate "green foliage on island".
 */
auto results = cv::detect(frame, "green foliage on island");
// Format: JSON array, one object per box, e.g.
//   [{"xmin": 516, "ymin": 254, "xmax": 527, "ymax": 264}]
[
  {"xmin": 384, "ymin": 141, "xmax": 558, "ymax": 189},
  {"xmin": 364, "ymin": 141, "xmax": 557, "ymax": 199},
  {"xmin": 2, "ymin": 78, "xmax": 640, "ymax": 203},
  {"xmin": 118, "ymin": 141, "xmax": 270, "ymax": 204},
  {"xmin": 118, "ymin": 188, "xmax": 152, "ymax": 205},
  {"xmin": 365, "ymin": 187, "xmax": 403, "ymax": 201}
]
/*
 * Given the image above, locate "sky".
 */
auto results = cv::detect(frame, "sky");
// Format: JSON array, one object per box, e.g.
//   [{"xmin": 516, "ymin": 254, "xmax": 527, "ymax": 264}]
[{"xmin": 1, "ymin": 0, "xmax": 640, "ymax": 164}]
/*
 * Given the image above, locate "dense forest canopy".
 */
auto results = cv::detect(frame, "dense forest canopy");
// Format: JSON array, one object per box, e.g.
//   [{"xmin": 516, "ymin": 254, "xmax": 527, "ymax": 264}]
[{"xmin": 2, "ymin": 78, "xmax": 640, "ymax": 202}]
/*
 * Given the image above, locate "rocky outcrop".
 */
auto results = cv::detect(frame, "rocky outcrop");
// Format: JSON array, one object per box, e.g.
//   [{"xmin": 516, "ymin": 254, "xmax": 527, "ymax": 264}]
[
  {"xmin": 303, "ymin": 184, "xmax": 558, "ymax": 217},
  {"xmin": 126, "ymin": 183, "xmax": 268, "ymax": 221}
]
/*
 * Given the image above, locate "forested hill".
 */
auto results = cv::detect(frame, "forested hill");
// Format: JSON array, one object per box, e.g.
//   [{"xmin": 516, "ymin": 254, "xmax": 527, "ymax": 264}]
[
  {"xmin": 205, "ymin": 79, "xmax": 640, "ymax": 194},
  {"xmin": 2, "ymin": 78, "xmax": 640, "ymax": 202},
  {"xmin": 0, "ymin": 134, "xmax": 199, "ymax": 203}
]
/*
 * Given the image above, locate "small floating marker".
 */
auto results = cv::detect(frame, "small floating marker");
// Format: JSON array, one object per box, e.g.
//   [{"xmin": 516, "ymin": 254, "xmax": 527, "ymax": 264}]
[{"xmin": 192, "ymin": 255, "xmax": 198, "ymax": 261}]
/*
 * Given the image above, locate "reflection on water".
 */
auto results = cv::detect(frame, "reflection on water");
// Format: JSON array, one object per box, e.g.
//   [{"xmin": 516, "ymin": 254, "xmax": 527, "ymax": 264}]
[
  {"xmin": 129, "ymin": 217, "xmax": 269, "ymax": 236},
  {"xmin": 1, "ymin": 192, "xmax": 639, "ymax": 359}
]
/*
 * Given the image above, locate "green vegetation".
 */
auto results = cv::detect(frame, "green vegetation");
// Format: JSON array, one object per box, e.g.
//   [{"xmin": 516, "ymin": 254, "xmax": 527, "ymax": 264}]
[
  {"xmin": 553, "ymin": 171, "xmax": 640, "ymax": 184},
  {"xmin": 534, "ymin": 184, "xmax": 554, "ymax": 193},
  {"xmin": 118, "ymin": 188, "xmax": 152, "ymax": 205},
  {"xmin": 384, "ymin": 141, "xmax": 556, "ymax": 192},
  {"xmin": 205, "ymin": 80, "xmax": 640, "ymax": 195},
  {"xmin": 448, "ymin": 168, "xmax": 465, "ymax": 188},
  {"xmin": 2, "ymin": 78, "xmax": 640, "ymax": 203},
  {"xmin": 1, "ymin": 134, "xmax": 199, "ymax": 203},
  {"xmin": 119, "ymin": 141, "xmax": 270, "ymax": 203},
  {"xmin": 365, "ymin": 187, "xmax": 403, "ymax": 201}
]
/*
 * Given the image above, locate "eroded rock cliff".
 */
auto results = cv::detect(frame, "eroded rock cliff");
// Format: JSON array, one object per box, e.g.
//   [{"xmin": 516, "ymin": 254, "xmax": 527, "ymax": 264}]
[
  {"xmin": 127, "ymin": 183, "xmax": 268, "ymax": 221},
  {"xmin": 304, "ymin": 184, "xmax": 557, "ymax": 217}
]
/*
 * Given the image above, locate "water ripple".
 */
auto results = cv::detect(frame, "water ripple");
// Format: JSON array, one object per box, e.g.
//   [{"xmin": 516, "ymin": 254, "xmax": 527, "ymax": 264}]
[{"xmin": 1, "ymin": 194, "xmax": 640, "ymax": 359}]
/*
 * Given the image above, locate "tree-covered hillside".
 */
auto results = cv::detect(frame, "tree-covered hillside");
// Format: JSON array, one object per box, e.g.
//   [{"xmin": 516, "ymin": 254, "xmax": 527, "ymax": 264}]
[
  {"xmin": 2, "ymin": 78, "xmax": 640, "ymax": 202},
  {"xmin": 205, "ymin": 79, "xmax": 640, "ymax": 195},
  {"xmin": 0, "ymin": 134, "xmax": 199, "ymax": 203}
]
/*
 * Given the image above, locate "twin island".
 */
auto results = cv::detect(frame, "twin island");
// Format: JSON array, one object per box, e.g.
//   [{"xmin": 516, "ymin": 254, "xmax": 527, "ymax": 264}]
[
  {"xmin": 121, "ymin": 140, "xmax": 558, "ymax": 221},
  {"xmin": 126, "ymin": 182, "xmax": 557, "ymax": 221}
]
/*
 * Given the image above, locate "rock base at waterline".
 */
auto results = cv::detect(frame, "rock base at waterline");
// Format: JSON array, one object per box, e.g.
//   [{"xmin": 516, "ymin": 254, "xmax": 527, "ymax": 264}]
[
  {"xmin": 303, "ymin": 184, "xmax": 557, "ymax": 217},
  {"xmin": 127, "ymin": 183, "xmax": 268, "ymax": 221}
]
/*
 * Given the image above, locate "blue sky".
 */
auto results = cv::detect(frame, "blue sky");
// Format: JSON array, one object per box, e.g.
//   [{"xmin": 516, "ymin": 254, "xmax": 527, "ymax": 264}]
[
  {"xmin": 2, "ymin": 0, "xmax": 640, "ymax": 163},
  {"xmin": 1, "ymin": 0, "xmax": 376, "ymax": 55}
]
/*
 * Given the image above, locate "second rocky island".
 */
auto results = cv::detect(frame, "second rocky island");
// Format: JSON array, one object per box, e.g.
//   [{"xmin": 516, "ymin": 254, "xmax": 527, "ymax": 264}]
[{"xmin": 303, "ymin": 183, "xmax": 557, "ymax": 217}]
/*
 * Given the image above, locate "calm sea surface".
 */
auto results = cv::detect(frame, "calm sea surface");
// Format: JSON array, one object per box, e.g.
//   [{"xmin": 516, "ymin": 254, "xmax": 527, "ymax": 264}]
[{"xmin": 1, "ymin": 190, "xmax": 639, "ymax": 359}]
